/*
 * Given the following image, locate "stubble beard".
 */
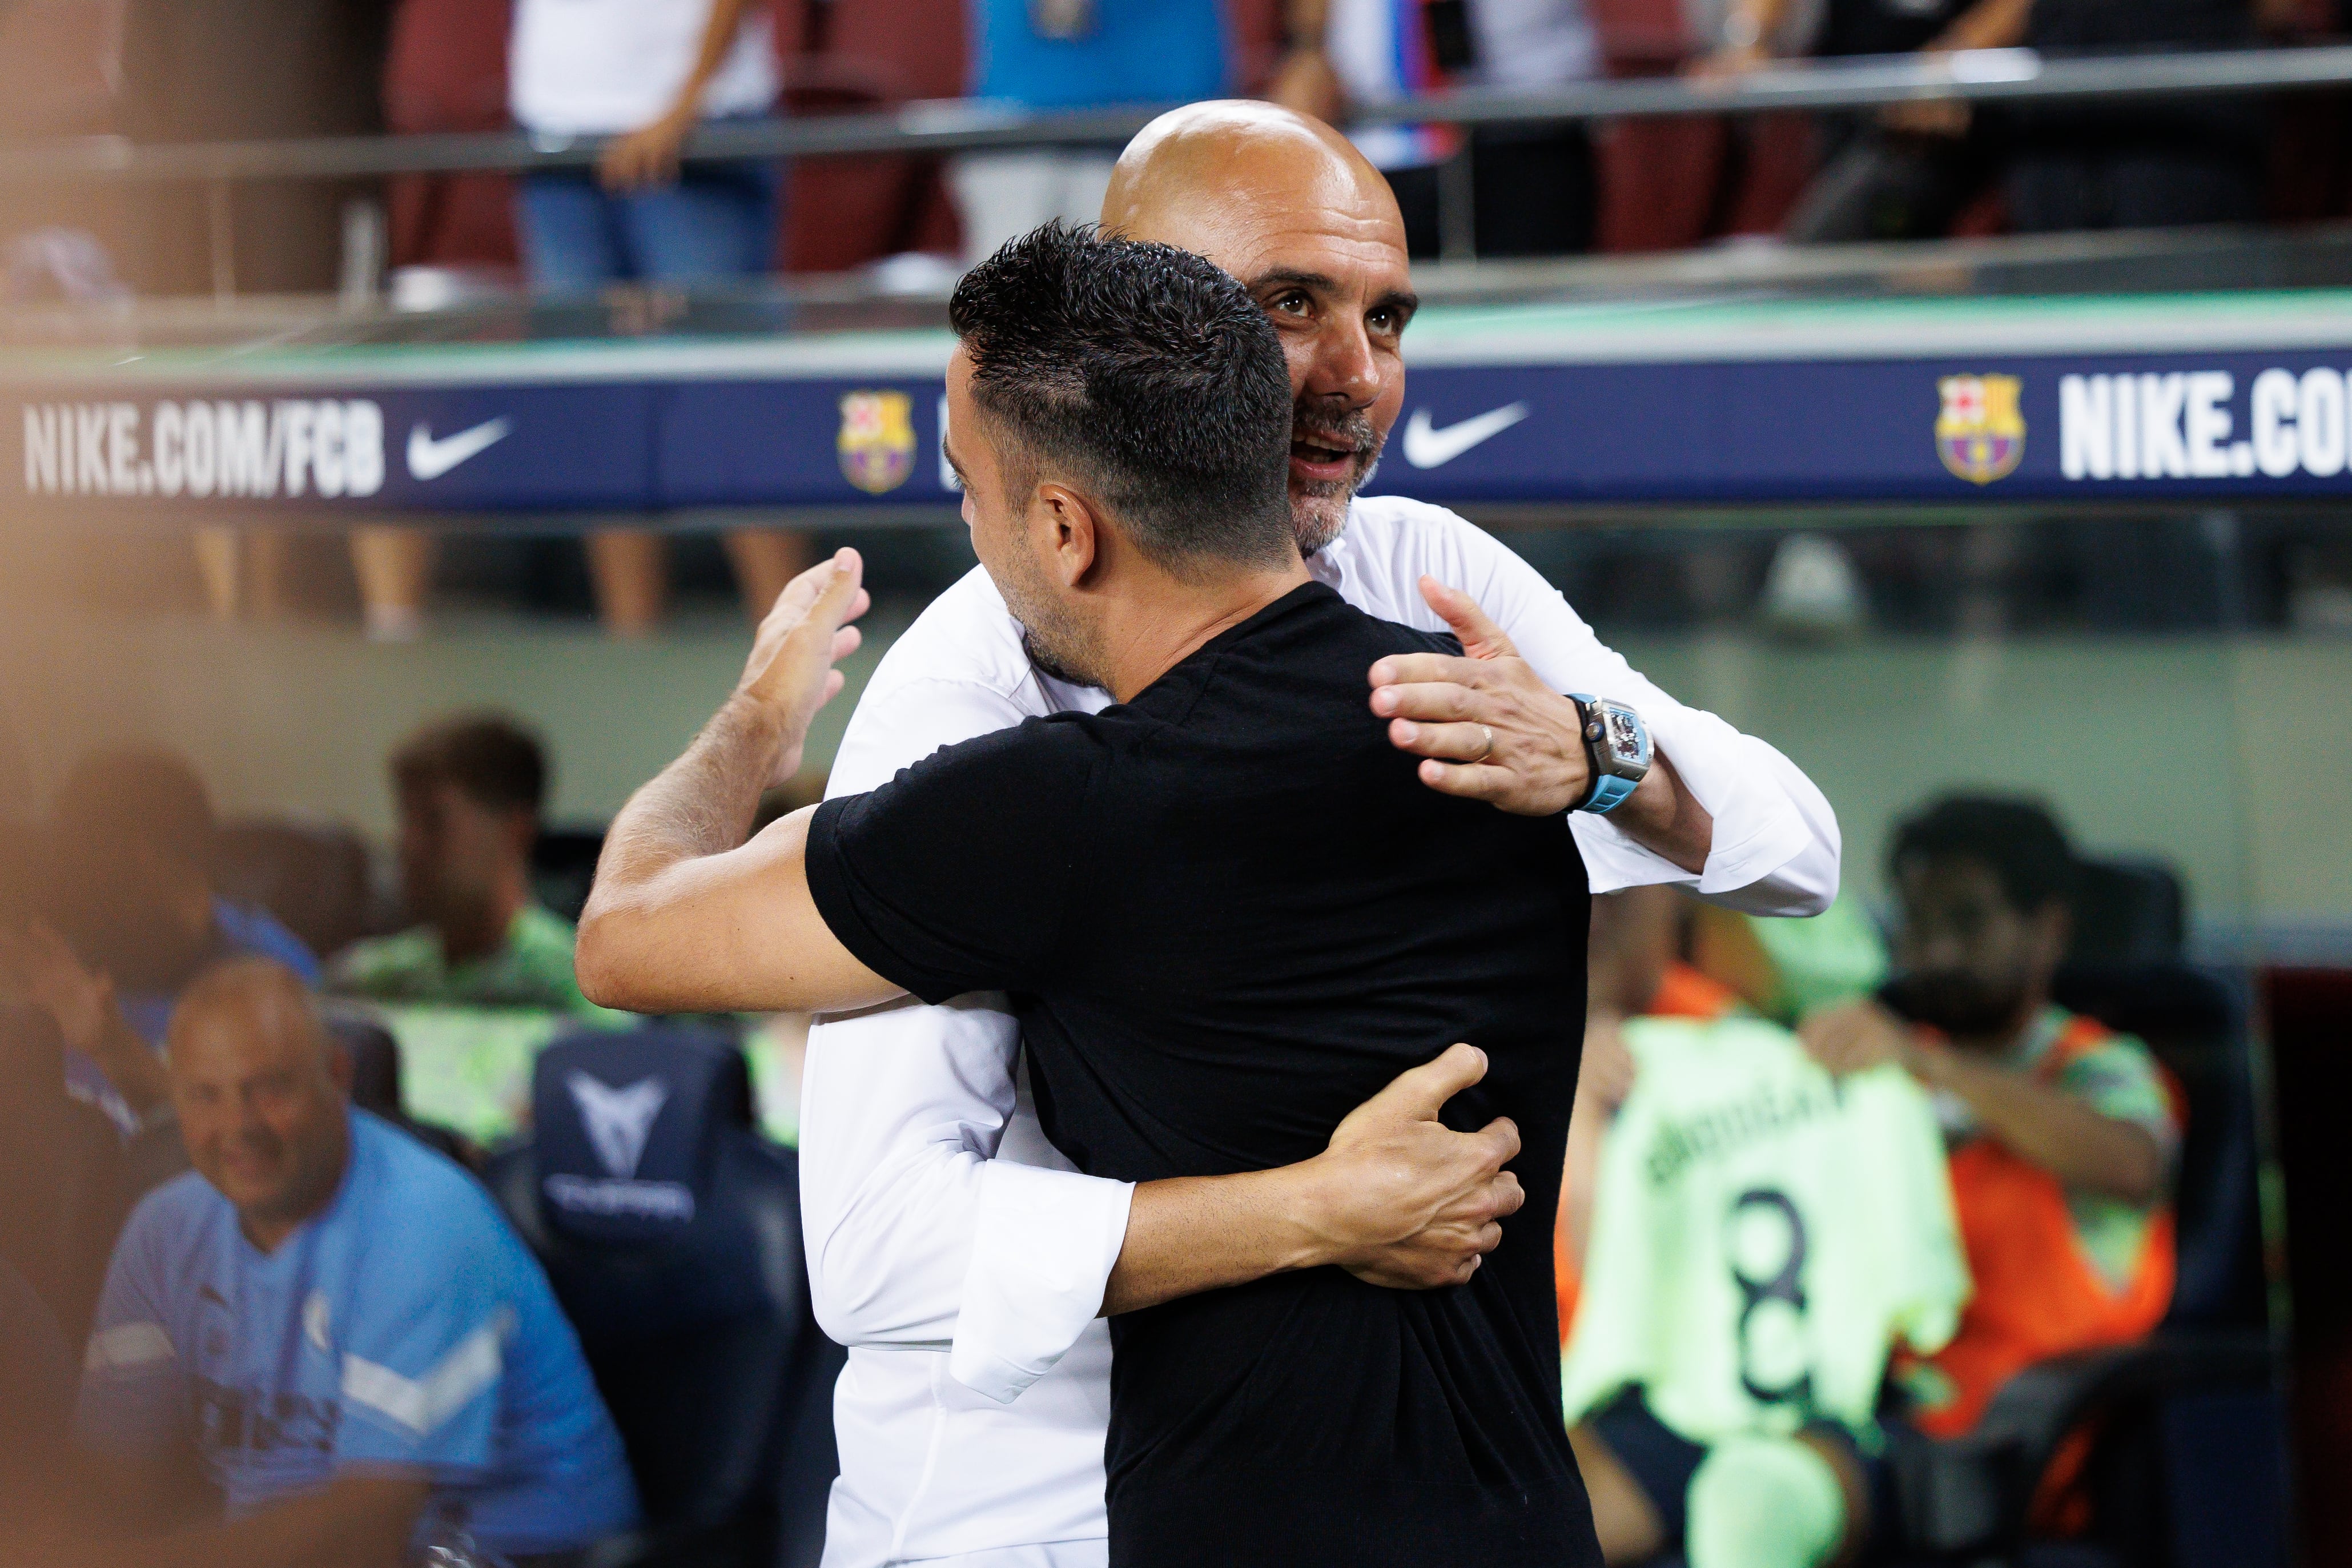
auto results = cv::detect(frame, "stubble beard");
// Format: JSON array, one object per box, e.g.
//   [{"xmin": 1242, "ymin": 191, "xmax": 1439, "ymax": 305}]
[
  {"xmin": 1289, "ymin": 400, "xmax": 1384, "ymax": 558},
  {"xmin": 1001, "ymin": 544, "xmax": 1108, "ymax": 692}
]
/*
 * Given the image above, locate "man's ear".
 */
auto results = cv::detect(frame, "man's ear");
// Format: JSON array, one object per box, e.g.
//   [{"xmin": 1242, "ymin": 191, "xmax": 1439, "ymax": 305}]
[
  {"xmin": 325, "ymin": 1034, "xmax": 355, "ymax": 1099},
  {"xmin": 1035, "ymin": 483, "xmax": 1100, "ymax": 588}
]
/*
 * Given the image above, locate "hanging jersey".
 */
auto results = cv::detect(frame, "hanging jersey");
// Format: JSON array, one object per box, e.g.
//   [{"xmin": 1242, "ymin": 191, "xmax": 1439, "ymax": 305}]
[
  {"xmin": 1555, "ymin": 967, "xmax": 1739, "ymax": 1339},
  {"xmin": 1562, "ymin": 1016, "xmax": 1967, "ymax": 1442},
  {"xmin": 1907, "ymin": 1010, "xmax": 2181, "ymax": 1439}
]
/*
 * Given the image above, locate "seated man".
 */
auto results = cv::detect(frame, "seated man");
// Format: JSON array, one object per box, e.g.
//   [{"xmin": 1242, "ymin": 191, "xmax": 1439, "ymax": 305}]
[
  {"xmin": 2, "ymin": 749, "xmax": 319, "ymax": 1134},
  {"xmin": 332, "ymin": 714, "xmax": 604, "ymax": 1015},
  {"xmin": 1800, "ymin": 794, "xmax": 2179, "ymax": 1440},
  {"xmin": 69, "ymin": 958, "xmax": 640, "ymax": 1568},
  {"xmin": 579, "ymin": 227, "xmax": 1631, "ymax": 1563}
]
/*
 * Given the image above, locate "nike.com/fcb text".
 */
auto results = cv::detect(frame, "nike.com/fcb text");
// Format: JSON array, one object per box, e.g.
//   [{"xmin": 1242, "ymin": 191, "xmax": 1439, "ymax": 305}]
[{"xmin": 22, "ymin": 400, "xmax": 386, "ymax": 498}]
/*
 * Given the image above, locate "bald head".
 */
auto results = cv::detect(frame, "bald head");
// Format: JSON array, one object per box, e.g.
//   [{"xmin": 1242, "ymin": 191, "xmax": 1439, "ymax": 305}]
[
  {"xmin": 167, "ymin": 958, "xmax": 352, "ymax": 1247},
  {"xmin": 1100, "ymin": 103, "xmax": 1417, "ymax": 556},
  {"xmin": 1103, "ymin": 102, "xmax": 1401, "ymax": 258}
]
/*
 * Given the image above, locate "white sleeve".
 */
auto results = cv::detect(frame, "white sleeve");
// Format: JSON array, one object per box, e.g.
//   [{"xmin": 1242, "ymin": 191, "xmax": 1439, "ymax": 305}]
[
  {"xmin": 1422, "ymin": 510, "xmax": 1840, "ymax": 915},
  {"xmin": 801, "ymin": 673, "xmax": 1135, "ymax": 1403}
]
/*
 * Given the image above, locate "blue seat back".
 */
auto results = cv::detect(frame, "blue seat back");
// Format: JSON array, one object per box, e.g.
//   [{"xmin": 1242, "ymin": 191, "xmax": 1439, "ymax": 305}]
[{"xmin": 489, "ymin": 1024, "xmax": 842, "ymax": 1561}]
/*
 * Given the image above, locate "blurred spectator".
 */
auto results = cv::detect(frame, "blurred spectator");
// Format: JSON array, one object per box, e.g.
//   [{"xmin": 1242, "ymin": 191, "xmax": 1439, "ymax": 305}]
[
  {"xmin": 951, "ymin": 0, "xmax": 1231, "ymax": 263},
  {"xmin": 8, "ymin": 749, "xmax": 319, "ymax": 1132},
  {"xmin": 508, "ymin": 0, "xmax": 810, "ymax": 637},
  {"xmin": 331, "ymin": 714, "xmax": 610, "ymax": 1015},
  {"xmin": 1758, "ymin": 0, "xmax": 2264, "ymax": 241},
  {"xmin": 1277, "ymin": 0, "xmax": 1599, "ymax": 256},
  {"xmin": 65, "ymin": 959, "xmax": 640, "ymax": 1565},
  {"xmin": 1799, "ymin": 794, "xmax": 2179, "ymax": 1439}
]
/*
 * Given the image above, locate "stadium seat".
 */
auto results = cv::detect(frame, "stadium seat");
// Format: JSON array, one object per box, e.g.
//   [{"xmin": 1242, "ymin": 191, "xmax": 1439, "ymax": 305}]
[
  {"xmin": 329, "ymin": 1015, "xmax": 478, "ymax": 1171},
  {"xmin": 2065, "ymin": 860, "xmax": 2188, "ymax": 970},
  {"xmin": 381, "ymin": 0, "xmax": 520, "ymax": 273},
  {"xmin": 779, "ymin": 0, "xmax": 963, "ymax": 271},
  {"xmin": 0, "ymin": 1002, "xmax": 124, "ymax": 1345},
  {"xmin": 487, "ymin": 1026, "xmax": 844, "ymax": 1568},
  {"xmin": 213, "ymin": 820, "xmax": 384, "ymax": 967},
  {"xmin": 530, "ymin": 826, "xmax": 608, "ymax": 926}
]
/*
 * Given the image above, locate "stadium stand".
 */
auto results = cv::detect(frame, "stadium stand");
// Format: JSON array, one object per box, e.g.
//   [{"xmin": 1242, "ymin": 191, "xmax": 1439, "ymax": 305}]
[
  {"xmin": 383, "ymin": 0, "xmax": 521, "ymax": 279},
  {"xmin": 489, "ymin": 1026, "xmax": 845, "ymax": 1568}
]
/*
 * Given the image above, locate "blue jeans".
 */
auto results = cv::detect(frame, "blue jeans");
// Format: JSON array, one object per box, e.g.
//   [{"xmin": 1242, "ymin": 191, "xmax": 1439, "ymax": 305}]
[{"xmin": 516, "ymin": 156, "xmax": 781, "ymax": 290}]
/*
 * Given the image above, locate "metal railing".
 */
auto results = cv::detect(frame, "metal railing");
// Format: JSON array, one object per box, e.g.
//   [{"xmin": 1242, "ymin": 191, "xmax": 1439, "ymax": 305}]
[
  {"xmin": 2, "ymin": 45, "xmax": 2349, "ymax": 184},
  {"xmin": 3, "ymin": 43, "xmax": 2349, "ymax": 286}
]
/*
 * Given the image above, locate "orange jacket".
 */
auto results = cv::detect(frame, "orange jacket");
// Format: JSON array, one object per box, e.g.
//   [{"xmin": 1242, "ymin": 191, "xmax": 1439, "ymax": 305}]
[{"xmin": 1911, "ymin": 1012, "xmax": 2179, "ymax": 1440}]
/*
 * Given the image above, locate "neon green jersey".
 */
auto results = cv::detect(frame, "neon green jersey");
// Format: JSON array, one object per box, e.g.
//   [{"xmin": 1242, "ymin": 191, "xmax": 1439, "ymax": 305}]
[{"xmin": 1562, "ymin": 1016, "xmax": 1969, "ymax": 1443}]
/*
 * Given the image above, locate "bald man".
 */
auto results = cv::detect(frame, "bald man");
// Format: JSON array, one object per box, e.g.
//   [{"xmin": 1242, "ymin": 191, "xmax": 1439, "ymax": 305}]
[
  {"xmin": 66, "ymin": 959, "xmax": 637, "ymax": 1568},
  {"xmin": 797, "ymin": 104, "xmax": 1839, "ymax": 1568}
]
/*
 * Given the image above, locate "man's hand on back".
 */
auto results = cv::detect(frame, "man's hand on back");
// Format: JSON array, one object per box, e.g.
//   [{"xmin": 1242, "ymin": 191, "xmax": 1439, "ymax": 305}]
[
  {"xmin": 1305, "ymin": 1042, "xmax": 1526, "ymax": 1288},
  {"xmin": 1100, "ymin": 1044, "xmax": 1524, "ymax": 1314},
  {"xmin": 1370, "ymin": 578, "xmax": 1713, "ymax": 873},
  {"xmin": 1369, "ymin": 579, "xmax": 1593, "ymax": 818}
]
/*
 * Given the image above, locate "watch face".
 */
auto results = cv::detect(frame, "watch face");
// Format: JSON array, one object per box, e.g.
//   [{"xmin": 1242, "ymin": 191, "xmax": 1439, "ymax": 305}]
[{"xmin": 1602, "ymin": 706, "xmax": 1645, "ymax": 768}]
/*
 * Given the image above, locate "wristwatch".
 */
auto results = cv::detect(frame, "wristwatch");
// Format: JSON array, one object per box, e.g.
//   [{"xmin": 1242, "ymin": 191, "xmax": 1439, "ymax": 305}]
[{"xmin": 1567, "ymin": 694, "xmax": 1651, "ymax": 814}]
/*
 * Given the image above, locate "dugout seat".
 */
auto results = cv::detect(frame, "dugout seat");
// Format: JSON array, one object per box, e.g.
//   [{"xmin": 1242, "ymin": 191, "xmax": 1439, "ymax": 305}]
[
  {"xmin": 530, "ymin": 826, "xmax": 608, "ymax": 926},
  {"xmin": 329, "ymin": 1016, "xmax": 480, "ymax": 1172},
  {"xmin": 488, "ymin": 1025, "xmax": 844, "ymax": 1568},
  {"xmin": 214, "ymin": 820, "xmax": 385, "ymax": 967},
  {"xmin": 1887, "ymin": 960, "xmax": 2284, "ymax": 1568}
]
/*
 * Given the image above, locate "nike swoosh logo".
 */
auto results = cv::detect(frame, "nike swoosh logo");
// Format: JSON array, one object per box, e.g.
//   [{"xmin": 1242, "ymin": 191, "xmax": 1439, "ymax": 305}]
[
  {"xmin": 406, "ymin": 417, "xmax": 512, "ymax": 481},
  {"xmin": 1400, "ymin": 403, "xmax": 1531, "ymax": 469}
]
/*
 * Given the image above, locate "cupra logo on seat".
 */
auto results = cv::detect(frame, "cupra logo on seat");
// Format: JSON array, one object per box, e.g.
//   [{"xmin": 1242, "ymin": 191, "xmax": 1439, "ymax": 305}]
[{"xmin": 566, "ymin": 1072, "xmax": 669, "ymax": 1179}]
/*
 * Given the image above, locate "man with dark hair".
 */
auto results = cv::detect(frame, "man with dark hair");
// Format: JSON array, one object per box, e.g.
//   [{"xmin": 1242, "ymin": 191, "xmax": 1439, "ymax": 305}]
[
  {"xmin": 332, "ymin": 714, "xmax": 603, "ymax": 1014},
  {"xmin": 798, "ymin": 106, "xmax": 1837, "ymax": 1568},
  {"xmin": 0, "ymin": 749, "xmax": 319, "ymax": 1135},
  {"xmin": 578, "ymin": 224, "xmax": 1614, "ymax": 1565},
  {"xmin": 1800, "ymin": 793, "xmax": 2178, "ymax": 1442}
]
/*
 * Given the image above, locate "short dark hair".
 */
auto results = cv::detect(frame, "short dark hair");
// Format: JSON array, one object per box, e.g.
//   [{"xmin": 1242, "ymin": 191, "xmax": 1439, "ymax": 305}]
[
  {"xmin": 392, "ymin": 714, "xmax": 546, "ymax": 817},
  {"xmin": 1890, "ymin": 793, "xmax": 2076, "ymax": 916},
  {"xmin": 948, "ymin": 221, "xmax": 1295, "ymax": 575},
  {"xmin": 53, "ymin": 747, "xmax": 215, "ymax": 873}
]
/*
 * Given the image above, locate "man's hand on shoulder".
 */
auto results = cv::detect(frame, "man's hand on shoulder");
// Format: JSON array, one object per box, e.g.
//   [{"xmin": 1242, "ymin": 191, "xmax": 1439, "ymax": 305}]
[
  {"xmin": 1300, "ymin": 1043, "xmax": 1526, "ymax": 1289},
  {"xmin": 1369, "ymin": 578, "xmax": 1591, "ymax": 818},
  {"xmin": 1372, "ymin": 577, "xmax": 1713, "ymax": 873}
]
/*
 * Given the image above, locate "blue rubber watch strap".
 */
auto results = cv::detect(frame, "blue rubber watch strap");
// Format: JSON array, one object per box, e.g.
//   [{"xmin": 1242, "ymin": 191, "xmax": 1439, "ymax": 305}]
[
  {"xmin": 1582, "ymin": 771, "xmax": 1642, "ymax": 815},
  {"xmin": 1568, "ymin": 691, "xmax": 1649, "ymax": 815}
]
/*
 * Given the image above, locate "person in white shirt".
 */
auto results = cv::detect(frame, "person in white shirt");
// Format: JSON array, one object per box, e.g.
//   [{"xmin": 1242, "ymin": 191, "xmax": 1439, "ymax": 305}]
[
  {"xmin": 1273, "ymin": 0, "xmax": 1602, "ymax": 257},
  {"xmin": 505, "ymin": 0, "xmax": 810, "ymax": 637},
  {"xmin": 800, "ymin": 102, "xmax": 1840, "ymax": 1568}
]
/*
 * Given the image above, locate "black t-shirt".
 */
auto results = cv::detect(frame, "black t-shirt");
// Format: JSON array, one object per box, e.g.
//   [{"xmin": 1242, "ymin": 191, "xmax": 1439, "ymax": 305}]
[{"xmin": 806, "ymin": 581, "xmax": 1597, "ymax": 1568}]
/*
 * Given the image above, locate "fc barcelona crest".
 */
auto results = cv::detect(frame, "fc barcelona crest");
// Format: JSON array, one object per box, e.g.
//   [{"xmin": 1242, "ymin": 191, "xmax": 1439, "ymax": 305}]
[
  {"xmin": 838, "ymin": 390, "xmax": 916, "ymax": 494},
  {"xmin": 1935, "ymin": 374, "xmax": 2025, "ymax": 485}
]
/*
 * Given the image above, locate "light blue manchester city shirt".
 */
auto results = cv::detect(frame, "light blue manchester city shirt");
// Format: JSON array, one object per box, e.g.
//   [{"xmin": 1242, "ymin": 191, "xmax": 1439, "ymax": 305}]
[{"xmin": 76, "ymin": 1109, "xmax": 640, "ymax": 1557}]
